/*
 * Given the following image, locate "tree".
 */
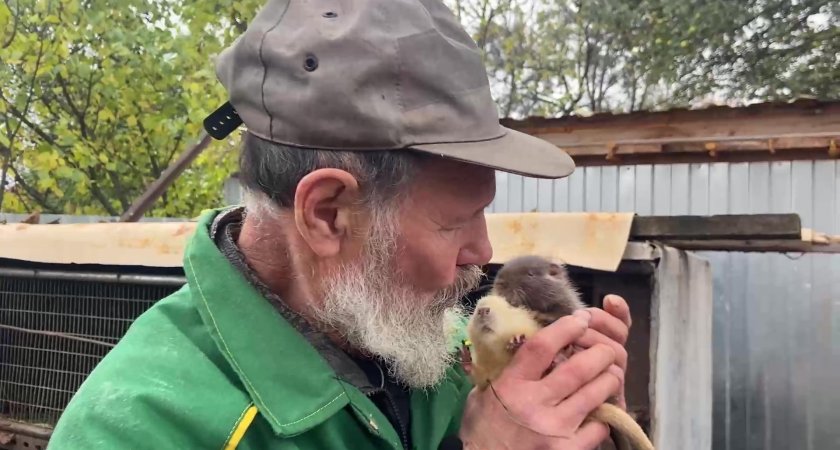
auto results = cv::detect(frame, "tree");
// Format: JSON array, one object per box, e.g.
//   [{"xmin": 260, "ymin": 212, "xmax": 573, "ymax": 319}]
[
  {"xmin": 0, "ymin": 0, "xmax": 262, "ymax": 217},
  {"xmin": 448, "ymin": 0, "xmax": 839, "ymax": 119}
]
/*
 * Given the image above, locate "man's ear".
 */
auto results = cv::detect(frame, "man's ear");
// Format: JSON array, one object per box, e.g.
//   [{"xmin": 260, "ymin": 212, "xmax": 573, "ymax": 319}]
[{"xmin": 293, "ymin": 168, "xmax": 362, "ymax": 258}]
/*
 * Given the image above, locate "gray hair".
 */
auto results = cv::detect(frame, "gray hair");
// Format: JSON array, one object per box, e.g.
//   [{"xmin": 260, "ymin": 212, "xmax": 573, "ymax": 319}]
[{"xmin": 239, "ymin": 132, "xmax": 428, "ymax": 214}]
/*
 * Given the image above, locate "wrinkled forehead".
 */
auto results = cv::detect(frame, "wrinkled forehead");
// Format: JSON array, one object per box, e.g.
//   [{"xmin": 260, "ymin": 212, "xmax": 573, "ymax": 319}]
[
  {"xmin": 442, "ymin": 160, "xmax": 496, "ymax": 186},
  {"xmin": 412, "ymin": 158, "xmax": 496, "ymax": 201}
]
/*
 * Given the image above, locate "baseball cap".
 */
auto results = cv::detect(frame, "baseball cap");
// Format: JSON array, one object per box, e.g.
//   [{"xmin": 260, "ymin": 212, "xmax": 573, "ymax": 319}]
[{"xmin": 203, "ymin": 0, "xmax": 575, "ymax": 179}]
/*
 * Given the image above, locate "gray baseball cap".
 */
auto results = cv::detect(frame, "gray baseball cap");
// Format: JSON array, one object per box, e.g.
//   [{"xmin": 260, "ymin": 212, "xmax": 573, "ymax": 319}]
[{"xmin": 203, "ymin": 0, "xmax": 575, "ymax": 179}]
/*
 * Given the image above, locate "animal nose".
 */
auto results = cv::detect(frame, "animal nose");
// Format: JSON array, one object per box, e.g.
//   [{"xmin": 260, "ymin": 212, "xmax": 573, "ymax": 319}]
[{"xmin": 477, "ymin": 307, "xmax": 490, "ymax": 316}]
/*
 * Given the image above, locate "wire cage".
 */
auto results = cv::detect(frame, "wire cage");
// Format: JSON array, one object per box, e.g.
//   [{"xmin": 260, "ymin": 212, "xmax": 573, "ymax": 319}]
[{"xmin": 0, "ymin": 265, "xmax": 183, "ymax": 428}]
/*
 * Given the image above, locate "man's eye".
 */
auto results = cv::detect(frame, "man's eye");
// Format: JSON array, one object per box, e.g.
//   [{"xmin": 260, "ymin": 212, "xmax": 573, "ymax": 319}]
[{"xmin": 441, "ymin": 222, "xmax": 464, "ymax": 232}]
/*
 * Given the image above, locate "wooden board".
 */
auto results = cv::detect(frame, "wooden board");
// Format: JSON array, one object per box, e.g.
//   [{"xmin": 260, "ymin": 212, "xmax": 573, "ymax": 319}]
[{"xmin": 501, "ymin": 99, "xmax": 840, "ymax": 166}]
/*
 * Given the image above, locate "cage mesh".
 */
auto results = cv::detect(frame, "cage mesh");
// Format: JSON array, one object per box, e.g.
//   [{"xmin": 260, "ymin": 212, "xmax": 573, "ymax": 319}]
[{"xmin": 0, "ymin": 274, "xmax": 179, "ymax": 426}]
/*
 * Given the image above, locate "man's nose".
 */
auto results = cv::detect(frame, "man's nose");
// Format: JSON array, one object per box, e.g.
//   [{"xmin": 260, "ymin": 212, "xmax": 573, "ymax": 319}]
[{"xmin": 456, "ymin": 226, "xmax": 493, "ymax": 267}]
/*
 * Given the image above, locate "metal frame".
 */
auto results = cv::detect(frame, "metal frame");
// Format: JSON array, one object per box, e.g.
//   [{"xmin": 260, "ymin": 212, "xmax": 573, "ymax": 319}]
[{"xmin": 0, "ymin": 268, "xmax": 186, "ymax": 287}]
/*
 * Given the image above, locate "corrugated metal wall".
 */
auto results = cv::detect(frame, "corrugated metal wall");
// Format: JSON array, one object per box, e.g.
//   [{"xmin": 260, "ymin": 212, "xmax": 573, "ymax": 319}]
[{"xmin": 487, "ymin": 161, "xmax": 840, "ymax": 450}]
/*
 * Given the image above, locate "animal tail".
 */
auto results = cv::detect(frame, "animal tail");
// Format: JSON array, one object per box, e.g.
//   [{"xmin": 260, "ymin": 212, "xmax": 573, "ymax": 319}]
[{"xmin": 590, "ymin": 403, "xmax": 655, "ymax": 450}]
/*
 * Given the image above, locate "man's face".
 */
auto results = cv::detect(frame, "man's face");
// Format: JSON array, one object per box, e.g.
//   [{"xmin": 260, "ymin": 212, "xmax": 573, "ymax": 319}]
[{"xmin": 312, "ymin": 159, "xmax": 496, "ymax": 388}]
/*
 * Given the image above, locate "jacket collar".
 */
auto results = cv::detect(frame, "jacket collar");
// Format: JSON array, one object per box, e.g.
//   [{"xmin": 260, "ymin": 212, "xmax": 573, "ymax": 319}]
[{"xmin": 184, "ymin": 208, "xmax": 350, "ymax": 436}]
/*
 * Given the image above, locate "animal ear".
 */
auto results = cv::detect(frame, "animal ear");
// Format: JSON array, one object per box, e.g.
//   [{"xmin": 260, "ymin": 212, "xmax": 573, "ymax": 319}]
[{"xmin": 549, "ymin": 263, "xmax": 561, "ymax": 276}]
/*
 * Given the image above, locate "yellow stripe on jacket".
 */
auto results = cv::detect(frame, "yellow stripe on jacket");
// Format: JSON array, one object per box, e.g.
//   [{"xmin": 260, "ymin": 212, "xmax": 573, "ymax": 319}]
[{"xmin": 224, "ymin": 405, "xmax": 259, "ymax": 450}]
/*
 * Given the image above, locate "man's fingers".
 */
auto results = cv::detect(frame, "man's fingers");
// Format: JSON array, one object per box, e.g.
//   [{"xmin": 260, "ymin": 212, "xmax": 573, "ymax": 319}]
[
  {"xmin": 506, "ymin": 312, "xmax": 590, "ymax": 380},
  {"xmin": 584, "ymin": 304, "xmax": 629, "ymax": 345},
  {"xmin": 559, "ymin": 366, "xmax": 623, "ymax": 424},
  {"xmin": 604, "ymin": 294, "xmax": 632, "ymax": 329},
  {"xmin": 542, "ymin": 343, "xmax": 616, "ymax": 401},
  {"xmin": 573, "ymin": 329, "xmax": 629, "ymax": 372},
  {"xmin": 571, "ymin": 420, "xmax": 611, "ymax": 450}
]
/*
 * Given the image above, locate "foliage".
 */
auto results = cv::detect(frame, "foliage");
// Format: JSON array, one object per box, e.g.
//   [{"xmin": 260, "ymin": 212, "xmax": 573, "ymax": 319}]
[
  {"xmin": 448, "ymin": 0, "xmax": 839, "ymax": 118},
  {"xmin": 0, "ymin": 0, "xmax": 263, "ymax": 216}
]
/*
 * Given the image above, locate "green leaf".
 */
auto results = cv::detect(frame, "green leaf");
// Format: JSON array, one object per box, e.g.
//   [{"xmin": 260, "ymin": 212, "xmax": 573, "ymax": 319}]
[{"xmin": 98, "ymin": 109, "xmax": 115, "ymax": 122}]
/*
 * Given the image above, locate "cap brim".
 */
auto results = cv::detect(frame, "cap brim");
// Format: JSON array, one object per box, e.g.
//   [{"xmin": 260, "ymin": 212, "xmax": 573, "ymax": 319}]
[{"xmin": 410, "ymin": 126, "xmax": 575, "ymax": 179}]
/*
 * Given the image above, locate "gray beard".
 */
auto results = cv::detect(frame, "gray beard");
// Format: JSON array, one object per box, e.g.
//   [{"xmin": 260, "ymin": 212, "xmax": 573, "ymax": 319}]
[{"xmin": 311, "ymin": 214, "xmax": 484, "ymax": 388}]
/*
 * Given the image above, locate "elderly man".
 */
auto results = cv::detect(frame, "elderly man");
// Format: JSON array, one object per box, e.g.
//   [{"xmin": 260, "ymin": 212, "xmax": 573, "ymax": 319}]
[{"xmin": 48, "ymin": 0, "xmax": 632, "ymax": 449}]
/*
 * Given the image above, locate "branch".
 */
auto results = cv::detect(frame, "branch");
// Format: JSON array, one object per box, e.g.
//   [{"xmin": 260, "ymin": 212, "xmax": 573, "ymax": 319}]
[
  {"xmin": 82, "ymin": 70, "xmax": 97, "ymax": 118},
  {"xmin": 503, "ymin": 65, "xmax": 518, "ymax": 118},
  {"xmin": 4, "ymin": 25, "xmax": 46, "ymax": 147},
  {"xmin": 1, "ymin": 93, "xmax": 122, "ymax": 217},
  {"xmin": 165, "ymin": 117, "xmax": 189, "ymax": 164},
  {"xmin": 12, "ymin": 188, "xmax": 31, "ymax": 212},
  {"xmin": 0, "ymin": 148, "xmax": 11, "ymax": 211},
  {"xmin": 107, "ymin": 171, "xmax": 130, "ymax": 212},
  {"xmin": 56, "ymin": 74, "xmax": 90, "ymax": 138},
  {"xmin": 135, "ymin": 120, "xmax": 161, "ymax": 175},
  {"xmin": 8, "ymin": 165, "xmax": 57, "ymax": 213},
  {"xmin": 0, "ymin": 93, "xmax": 67, "ymax": 151},
  {"xmin": 478, "ymin": 7, "xmax": 500, "ymax": 49},
  {"xmin": 84, "ymin": 174, "xmax": 119, "ymax": 216},
  {"xmin": 1, "ymin": 0, "xmax": 19, "ymax": 49}
]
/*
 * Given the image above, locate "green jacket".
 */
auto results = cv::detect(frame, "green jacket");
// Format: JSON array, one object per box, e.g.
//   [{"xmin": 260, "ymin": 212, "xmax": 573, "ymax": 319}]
[{"xmin": 48, "ymin": 208, "xmax": 474, "ymax": 449}]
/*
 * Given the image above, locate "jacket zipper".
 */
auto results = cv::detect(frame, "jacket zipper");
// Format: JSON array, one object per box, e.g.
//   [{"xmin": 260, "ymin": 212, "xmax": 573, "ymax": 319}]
[
  {"xmin": 383, "ymin": 393, "xmax": 410, "ymax": 450},
  {"xmin": 368, "ymin": 388, "xmax": 410, "ymax": 450}
]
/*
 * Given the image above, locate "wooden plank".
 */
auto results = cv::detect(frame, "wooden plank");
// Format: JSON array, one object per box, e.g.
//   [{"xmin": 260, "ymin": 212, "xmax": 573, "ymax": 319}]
[
  {"xmin": 0, "ymin": 418, "xmax": 52, "ymax": 439},
  {"xmin": 500, "ymin": 99, "xmax": 840, "ymax": 166},
  {"xmin": 568, "ymin": 147, "xmax": 839, "ymax": 167},
  {"xmin": 655, "ymin": 239, "xmax": 840, "ymax": 254},
  {"xmin": 630, "ymin": 214, "xmax": 802, "ymax": 240}
]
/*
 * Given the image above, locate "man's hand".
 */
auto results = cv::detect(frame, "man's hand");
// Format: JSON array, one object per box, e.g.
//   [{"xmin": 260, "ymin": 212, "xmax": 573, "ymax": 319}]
[
  {"xmin": 579, "ymin": 294, "xmax": 632, "ymax": 408},
  {"xmin": 459, "ymin": 295, "xmax": 632, "ymax": 450}
]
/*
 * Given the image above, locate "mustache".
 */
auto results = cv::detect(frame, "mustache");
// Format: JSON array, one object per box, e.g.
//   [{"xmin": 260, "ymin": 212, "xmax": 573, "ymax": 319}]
[{"xmin": 433, "ymin": 265, "xmax": 486, "ymax": 308}]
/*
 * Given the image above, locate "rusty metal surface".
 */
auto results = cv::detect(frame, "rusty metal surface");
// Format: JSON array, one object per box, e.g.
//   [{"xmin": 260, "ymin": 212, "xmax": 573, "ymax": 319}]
[{"xmin": 119, "ymin": 131, "xmax": 212, "ymax": 222}]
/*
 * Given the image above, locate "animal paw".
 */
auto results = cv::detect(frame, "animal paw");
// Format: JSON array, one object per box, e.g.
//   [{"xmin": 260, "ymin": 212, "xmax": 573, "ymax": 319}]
[{"xmin": 506, "ymin": 334, "xmax": 527, "ymax": 352}]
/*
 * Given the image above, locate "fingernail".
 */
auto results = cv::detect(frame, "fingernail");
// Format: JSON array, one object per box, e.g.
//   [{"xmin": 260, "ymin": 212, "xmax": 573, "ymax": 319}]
[
  {"xmin": 573, "ymin": 309, "xmax": 591, "ymax": 325},
  {"xmin": 608, "ymin": 364, "xmax": 623, "ymax": 378}
]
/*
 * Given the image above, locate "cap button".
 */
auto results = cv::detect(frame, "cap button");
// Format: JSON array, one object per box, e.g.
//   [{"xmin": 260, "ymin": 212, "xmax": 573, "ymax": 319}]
[{"xmin": 304, "ymin": 54, "xmax": 319, "ymax": 72}]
